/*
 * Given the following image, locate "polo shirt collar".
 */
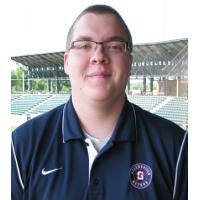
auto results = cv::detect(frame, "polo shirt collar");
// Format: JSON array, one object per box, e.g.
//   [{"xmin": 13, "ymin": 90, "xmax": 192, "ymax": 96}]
[
  {"xmin": 110, "ymin": 99, "xmax": 137, "ymax": 142},
  {"xmin": 62, "ymin": 97, "xmax": 137, "ymax": 143},
  {"xmin": 62, "ymin": 97, "xmax": 85, "ymax": 142}
]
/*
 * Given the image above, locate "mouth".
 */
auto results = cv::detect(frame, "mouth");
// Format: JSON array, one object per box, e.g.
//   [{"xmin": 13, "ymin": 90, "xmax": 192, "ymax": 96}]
[{"xmin": 86, "ymin": 71, "xmax": 112, "ymax": 78}]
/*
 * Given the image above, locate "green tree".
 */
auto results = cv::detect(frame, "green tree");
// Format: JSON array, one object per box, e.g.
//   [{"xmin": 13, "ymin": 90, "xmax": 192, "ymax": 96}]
[
  {"xmin": 36, "ymin": 80, "xmax": 46, "ymax": 91},
  {"xmin": 11, "ymin": 67, "xmax": 24, "ymax": 92}
]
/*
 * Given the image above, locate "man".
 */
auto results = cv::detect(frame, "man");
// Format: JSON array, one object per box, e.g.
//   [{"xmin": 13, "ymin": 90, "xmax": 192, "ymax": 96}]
[{"xmin": 12, "ymin": 5, "xmax": 188, "ymax": 200}]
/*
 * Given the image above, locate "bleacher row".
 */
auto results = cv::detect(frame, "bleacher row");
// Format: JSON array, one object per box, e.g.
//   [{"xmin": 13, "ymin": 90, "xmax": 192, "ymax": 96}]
[{"xmin": 11, "ymin": 94, "xmax": 188, "ymax": 129}]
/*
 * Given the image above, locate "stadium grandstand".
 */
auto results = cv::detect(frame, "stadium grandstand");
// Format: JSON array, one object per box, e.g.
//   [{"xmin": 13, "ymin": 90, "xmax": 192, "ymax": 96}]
[{"xmin": 11, "ymin": 38, "xmax": 188, "ymax": 130}]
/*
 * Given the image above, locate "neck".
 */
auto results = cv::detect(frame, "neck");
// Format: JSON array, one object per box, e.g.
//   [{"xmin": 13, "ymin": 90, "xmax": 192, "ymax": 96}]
[{"xmin": 72, "ymin": 95, "xmax": 126, "ymax": 139}]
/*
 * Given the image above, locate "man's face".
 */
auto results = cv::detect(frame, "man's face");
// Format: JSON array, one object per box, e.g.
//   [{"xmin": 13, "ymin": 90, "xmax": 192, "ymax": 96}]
[{"xmin": 64, "ymin": 13, "xmax": 132, "ymax": 102}]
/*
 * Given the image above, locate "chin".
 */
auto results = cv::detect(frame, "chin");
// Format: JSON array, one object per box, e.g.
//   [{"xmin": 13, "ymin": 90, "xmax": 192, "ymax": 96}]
[{"xmin": 86, "ymin": 90, "xmax": 112, "ymax": 102}]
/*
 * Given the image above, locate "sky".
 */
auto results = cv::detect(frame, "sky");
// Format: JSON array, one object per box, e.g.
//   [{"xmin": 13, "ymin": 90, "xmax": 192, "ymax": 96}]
[{"xmin": 9, "ymin": 0, "xmax": 188, "ymax": 57}]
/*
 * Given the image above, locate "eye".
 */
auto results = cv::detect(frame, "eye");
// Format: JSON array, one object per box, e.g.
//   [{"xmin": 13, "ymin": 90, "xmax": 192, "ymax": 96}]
[
  {"xmin": 107, "ymin": 42, "xmax": 124, "ymax": 52},
  {"xmin": 74, "ymin": 41, "xmax": 93, "ymax": 50},
  {"xmin": 110, "ymin": 44, "xmax": 122, "ymax": 50},
  {"xmin": 79, "ymin": 44, "xmax": 92, "ymax": 49}
]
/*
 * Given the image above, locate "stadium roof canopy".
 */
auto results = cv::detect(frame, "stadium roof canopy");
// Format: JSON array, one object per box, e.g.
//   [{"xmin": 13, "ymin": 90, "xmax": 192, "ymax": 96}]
[{"xmin": 11, "ymin": 38, "xmax": 188, "ymax": 78}]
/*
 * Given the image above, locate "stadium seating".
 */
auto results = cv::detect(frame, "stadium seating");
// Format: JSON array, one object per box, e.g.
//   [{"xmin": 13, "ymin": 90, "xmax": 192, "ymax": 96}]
[
  {"xmin": 28, "ymin": 93, "xmax": 71, "ymax": 114},
  {"xmin": 11, "ymin": 94, "xmax": 51, "ymax": 115},
  {"xmin": 154, "ymin": 97, "xmax": 188, "ymax": 128},
  {"xmin": 127, "ymin": 95, "xmax": 167, "ymax": 111},
  {"xmin": 11, "ymin": 94, "xmax": 22, "ymax": 101},
  {"xmin": 11, "ymin": 94, "xmax": 188, "ymax": 129}
]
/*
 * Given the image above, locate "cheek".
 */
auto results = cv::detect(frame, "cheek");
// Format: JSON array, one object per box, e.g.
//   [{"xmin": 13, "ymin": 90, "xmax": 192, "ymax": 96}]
[
  {"xmin": 115, "ymin": 58, "xmax": 131, "ymax": 78},
  {"xmin": 123, "ymin": 58, "xmax": 132, "ymax": 77},
  {"xmin": 67, "ymin": 56, "xmax": 85, "ymax": 74},
  {"xmin": 66, "ymin": 56, "xmax": 89, "ymax": 84}
]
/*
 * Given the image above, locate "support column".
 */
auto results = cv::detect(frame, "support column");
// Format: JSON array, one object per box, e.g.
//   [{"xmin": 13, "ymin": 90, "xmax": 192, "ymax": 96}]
[
  {"xmin": 47, "ymin": 79, "xmax": 51, "ymax": 93},
  {"xmin": 22, "ymin": 71, "xmax": 24, "ymax": 92},
  {"xmin": 27, "ymin": 69, "xmax": 32, "ymax": 92},
  {"xmin": 176, "ymin": 76, "xmax": 180, "ymax": 97},
  {"xmin": 56, "ymin": 78, "xmax": 60, "ymax": 94},
  {"xmin": 28, "ymin": 79, "xmax": 32, "ymax": 93},
  {"xmin": 163, "ymin": 77, "xmax": 167, "ymax": 96},
  {"xmin": 143, "ymin": 77, "xmax": 146, "ymax": 93},
  {"xmin": 150, "ymin": 77, "xmax": 154, "ymax": 93}
]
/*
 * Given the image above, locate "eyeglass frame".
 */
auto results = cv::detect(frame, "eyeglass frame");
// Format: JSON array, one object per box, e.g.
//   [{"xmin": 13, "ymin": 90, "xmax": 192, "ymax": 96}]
[{"xmin": 68, "ymin": 40, "xmax": 131, "ymax": 54}]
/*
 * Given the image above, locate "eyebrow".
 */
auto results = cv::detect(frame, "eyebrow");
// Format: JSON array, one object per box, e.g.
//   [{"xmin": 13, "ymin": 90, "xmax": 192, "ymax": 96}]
[
  {"xmin": 106, "ymin": 36, "xmax": 127, "ymax": 42},
  {"xmin": 72, "ymin": 35, "xmax": 128, "ymax": 42}
]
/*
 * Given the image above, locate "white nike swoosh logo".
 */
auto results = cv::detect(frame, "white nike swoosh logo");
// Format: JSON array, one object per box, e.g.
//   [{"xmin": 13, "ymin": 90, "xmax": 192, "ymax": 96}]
[{"xmin": 41, "ymin": 167, "xmax": 62, "ymax": 175}]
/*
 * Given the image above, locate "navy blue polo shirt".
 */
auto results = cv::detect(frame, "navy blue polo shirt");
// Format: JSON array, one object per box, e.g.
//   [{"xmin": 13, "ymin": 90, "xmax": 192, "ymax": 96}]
[{"xmin": 12, "ymin": 97, "xmax": 187, "ymax": 200}]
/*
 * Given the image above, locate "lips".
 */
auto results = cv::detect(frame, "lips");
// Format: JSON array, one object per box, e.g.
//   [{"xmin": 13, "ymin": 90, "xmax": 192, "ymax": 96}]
[{"xmin": 87, "ymin": 71, "xmax": 112, "ymax": 78}]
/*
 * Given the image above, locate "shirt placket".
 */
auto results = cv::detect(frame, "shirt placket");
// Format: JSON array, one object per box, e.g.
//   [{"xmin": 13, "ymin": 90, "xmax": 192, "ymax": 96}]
[{"xmin": 85, "ymin": 138, "xmax": 104, "ymax": 200}]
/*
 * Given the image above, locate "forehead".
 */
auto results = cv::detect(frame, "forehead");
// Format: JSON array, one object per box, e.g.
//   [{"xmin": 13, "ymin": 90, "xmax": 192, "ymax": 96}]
[{"xmin": 71, "ymin": 13, "xmax": 128, "ymax": 41}]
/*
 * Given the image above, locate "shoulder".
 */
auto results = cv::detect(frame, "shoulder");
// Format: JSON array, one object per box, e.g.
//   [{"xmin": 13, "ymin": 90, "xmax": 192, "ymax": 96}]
[
  {"xmin": 132, "ymin": 103, "xmax": 186, "ymax": 142},
  {"xmin": 132, "ymin": 103, "xmax": 187, "ymax": 166},
  {"xmin": 12, "ymin": 103, "xmax": 65, "ymax": 146}
]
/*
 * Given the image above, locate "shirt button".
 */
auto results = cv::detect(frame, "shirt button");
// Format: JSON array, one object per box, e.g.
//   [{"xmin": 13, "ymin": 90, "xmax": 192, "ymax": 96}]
[{"xmin": 93, "ymin": 178, "xmax": 100, "ymax": 186}]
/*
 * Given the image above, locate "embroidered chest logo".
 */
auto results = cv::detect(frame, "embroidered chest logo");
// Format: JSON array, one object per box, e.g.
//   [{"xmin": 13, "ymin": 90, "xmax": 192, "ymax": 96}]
[
  {"xmin": 129, "ymin": 163, "xmax": 152, "ymax": 189},
  {"xmin": 41, "ymin": 167, "xmax": 62, "ymax": 175}
]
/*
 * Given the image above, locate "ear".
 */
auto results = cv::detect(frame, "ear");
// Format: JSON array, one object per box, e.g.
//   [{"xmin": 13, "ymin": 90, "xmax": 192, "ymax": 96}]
[{"xmin": 64, "ymin": 52, "xmax": 69, "ymax": 75}]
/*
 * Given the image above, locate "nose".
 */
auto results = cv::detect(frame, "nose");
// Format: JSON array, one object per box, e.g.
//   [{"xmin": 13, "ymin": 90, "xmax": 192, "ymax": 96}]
[{"xmin": 89, "ymin": 45, "xmax": 110, "ymax": 65}]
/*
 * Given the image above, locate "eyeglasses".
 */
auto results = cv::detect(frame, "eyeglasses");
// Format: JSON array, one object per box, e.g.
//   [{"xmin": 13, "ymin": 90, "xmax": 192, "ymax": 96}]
[{"xmin": 69, "ymin": 40, "xmax": 130, "ymax": 54}]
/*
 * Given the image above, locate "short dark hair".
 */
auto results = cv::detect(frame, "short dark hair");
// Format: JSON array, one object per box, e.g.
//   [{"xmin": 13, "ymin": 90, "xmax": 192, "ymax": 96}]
[{"xmin": 66, "ymin": 5, "xmax": 133, "ymax": 52}]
